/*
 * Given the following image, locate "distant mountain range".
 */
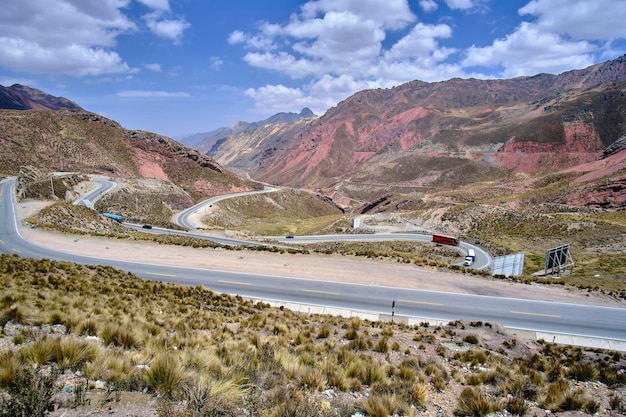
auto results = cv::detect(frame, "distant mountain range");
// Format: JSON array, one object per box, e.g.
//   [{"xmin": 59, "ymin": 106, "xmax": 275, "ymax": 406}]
[
  {"xmin": 202, "ymin": 54, "xmax": 626, "ymax": 207},
  {"xmin": 0, "ymin": 84, "xmax": 81, "ymax": 111},
  {"xmin": 177, "ymin": 108, "xmax": 316, "ymax": 152},
  {"xmin": 1, "ymin": 56, "xmax": 625, "ymax": 210}
]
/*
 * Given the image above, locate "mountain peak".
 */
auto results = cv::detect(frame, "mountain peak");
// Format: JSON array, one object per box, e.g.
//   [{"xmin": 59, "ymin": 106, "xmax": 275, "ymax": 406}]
[
  {"xmin": 299, "ymin": 107, "xmax": 315, "ymax": 117},
  {"xmin": 0, "ymin": 84, "xmax": 82, "ymax": 111}
]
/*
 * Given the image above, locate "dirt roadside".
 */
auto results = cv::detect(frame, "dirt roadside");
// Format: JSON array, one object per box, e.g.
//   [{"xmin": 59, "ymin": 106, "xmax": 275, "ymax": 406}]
[{"xmin": 13, "ymin": 200, "xmax": 624, "ymax": 308}]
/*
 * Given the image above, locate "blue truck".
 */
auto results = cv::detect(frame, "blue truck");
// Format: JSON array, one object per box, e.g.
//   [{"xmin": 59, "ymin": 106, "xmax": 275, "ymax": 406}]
[{"xmin": 101, "ymin": 212, "xmax": 124, "ymax": 223}]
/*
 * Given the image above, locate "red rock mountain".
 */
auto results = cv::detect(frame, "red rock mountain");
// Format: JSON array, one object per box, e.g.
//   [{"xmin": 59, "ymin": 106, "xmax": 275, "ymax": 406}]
[
  {"xmin": 0, "ymin": 109, "xmax": 259, "ymax": 199},
  {"xmin": 0, "ymin": 84, "xmax": 81, "ymax": 111},
  {"xmin": 208, "ymin": 55, "xmax": 626, "ymax": 207}
]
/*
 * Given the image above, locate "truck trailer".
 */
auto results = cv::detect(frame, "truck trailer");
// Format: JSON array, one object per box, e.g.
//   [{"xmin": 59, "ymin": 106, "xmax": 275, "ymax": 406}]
[
  {"xmin": 432, "ymin": 234, "xmax": 460, "ymax": 246},
  {"xmin": 101, "ymin": 212, "xmax": 124, "ymax": 223},
  {"xmin": 463, "ymin": 249, "xmax": 476, "ymax": 266}
]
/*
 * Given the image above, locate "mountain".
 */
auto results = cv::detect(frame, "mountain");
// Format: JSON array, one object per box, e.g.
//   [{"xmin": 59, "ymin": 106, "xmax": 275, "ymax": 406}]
[
  {"xmin": 0, "ymin": 84, "xmax": 81, "ymax": 111},
  {"xmin": 180, "ymin": 108, "xmax": 317, "ymax": 153},
  {"xmin": 0, "ymin": 108, "xmax": 260, "ymax": 199},
  {"xmin": 208, "ymin": 55, "xmax": 626, "ymax": 207}
]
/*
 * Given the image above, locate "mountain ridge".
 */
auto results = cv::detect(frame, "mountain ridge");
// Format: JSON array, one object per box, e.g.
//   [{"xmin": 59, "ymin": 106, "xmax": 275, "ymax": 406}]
[
  {"xmin": 0, "ymin": 84, "xmax": 81, "ymax": 111},
  {"xmin": 205, "ymin": 54, "xmax": 626, "ymax": 207},
  {"xmin": 178, "ymin": 107, "xmax": 316, "ymax": 151}
]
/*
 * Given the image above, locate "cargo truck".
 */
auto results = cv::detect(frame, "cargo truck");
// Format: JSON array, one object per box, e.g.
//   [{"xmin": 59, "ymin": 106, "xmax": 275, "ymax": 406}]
[
  {"xmin": 100, "ymin": 212, "xmax": 124, "ymax": 223},
  {"xmin": 463, "ymin": 249, "xmax": 476, "ymax": 266},
  {"xmin": 432, "ymin": 234, "xmax": 460, "ymax": 246}
]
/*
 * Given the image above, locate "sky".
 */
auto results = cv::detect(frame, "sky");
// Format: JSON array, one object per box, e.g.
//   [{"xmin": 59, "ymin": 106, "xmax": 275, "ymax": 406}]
[{"xmin": 0, "ymin": 0, "xmax": 625, "ymax": 138}]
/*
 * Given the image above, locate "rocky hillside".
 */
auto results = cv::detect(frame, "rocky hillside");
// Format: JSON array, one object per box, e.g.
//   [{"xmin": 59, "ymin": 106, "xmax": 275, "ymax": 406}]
[
  {"xmin": 208, "ymin": 55, "xmax": 626, "ymax": 208},
  {"xmin": 0, "ymin": 84, "xmax": 81, "ymax": 111},
  {"xmin": 185, "ymin": 108, "xmax": 316, "ymax": 154},
  {"xmin": 0, "ymin": 108, "xmax": 261, "ymax": 200}
]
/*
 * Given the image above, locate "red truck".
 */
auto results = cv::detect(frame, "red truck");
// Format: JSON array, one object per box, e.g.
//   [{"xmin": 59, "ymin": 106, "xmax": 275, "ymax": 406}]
[{"xmin": 432, "ymin": 234, "xmax": 460, "ymax": 246}]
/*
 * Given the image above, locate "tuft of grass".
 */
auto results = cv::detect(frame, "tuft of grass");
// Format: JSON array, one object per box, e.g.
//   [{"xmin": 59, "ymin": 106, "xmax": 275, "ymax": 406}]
[
  {"xmin": 145, "ymin": 353, "xmax": 185, "ymax": 399},
  {"xmin": 99, "ymin": 324, "xmax": 140, "ymax": 349},
  {"xmin": 456, "ymin": 387, "xmax": 502, "ymax": 417}
]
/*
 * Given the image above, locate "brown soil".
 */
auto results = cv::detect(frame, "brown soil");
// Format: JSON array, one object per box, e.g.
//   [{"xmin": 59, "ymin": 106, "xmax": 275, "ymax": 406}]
[{"xmin": 15, "ymin": 200, "xmax": 621, "ymax": 307}]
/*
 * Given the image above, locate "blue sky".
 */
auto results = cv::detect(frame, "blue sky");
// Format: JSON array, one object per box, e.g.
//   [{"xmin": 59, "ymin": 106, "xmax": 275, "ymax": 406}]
[{"xmin": 0, "ymin": 0, "xmax": 625, "ymax": 138}]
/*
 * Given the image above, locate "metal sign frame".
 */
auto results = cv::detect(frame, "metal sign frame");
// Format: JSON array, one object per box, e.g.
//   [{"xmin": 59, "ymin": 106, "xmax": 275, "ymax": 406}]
[{"xmin": 544, "ymin": 244, "xmax": 574, "ymax": 277}]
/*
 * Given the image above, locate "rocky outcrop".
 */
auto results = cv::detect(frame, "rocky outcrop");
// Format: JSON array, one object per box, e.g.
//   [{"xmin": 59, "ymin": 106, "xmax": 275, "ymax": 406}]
[{"xmin": 602, "ymin": 134, "xmax": 626, "ymax": 159}]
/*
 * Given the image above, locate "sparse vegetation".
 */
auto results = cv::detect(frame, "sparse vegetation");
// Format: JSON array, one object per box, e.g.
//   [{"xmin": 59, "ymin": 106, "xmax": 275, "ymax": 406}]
[{"xmin": 0, "ymin": 254, "xmax": 624, "ymax": 416}]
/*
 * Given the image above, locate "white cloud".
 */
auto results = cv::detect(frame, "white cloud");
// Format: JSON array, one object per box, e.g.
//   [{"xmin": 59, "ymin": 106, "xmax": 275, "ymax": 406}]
[
  {"xmin": 117, "ymin": 90, "xmax": 190, "ymax": 98},
  {"xmin": 419, "ymin": 0, "xmax": 438, "ymax": 12},
  {"xmin": 519, "ymin": 0, "xmax": 626, "ymax": 41},
  {"xmin": 0, "ymin": 37, "xmax": 131, "ymax": 76},
  {"xmin": 299, "ymin": 0, "xmax": 416, "ymax": 30},
  {"xmin": 231, "ymin": 0, "xmax": 469, "ymax": 114},
  {"xmin": 463, "ymin": 22, "xmax": 596, "ymax": 77},
  {"xmin": 231, "ymin": 0, "xmax": 625, "ymax": 117},
  {"xmin": 0, "ymin": 0, "xmax": 189, "ymax": 77},
  {"xmin": 245, "ymin": 85, "xmax": 304, "ymax": 112},
  {"xmin": 0, "ymin": 0, "xmax": 135, "ymax": 49},
  {"xmin": 243, "ymin": 52, "xmax": 322, "ymax": 79},
  {"xmin": 385, "ymin": 23, "xmax": 453, "ymax": 61},
  {"xmin": 209, "ymin": 57, "xmax": 224, "ymax": 71},
  {"xmin": 143, "ymin": 12, "xmax": 190, "ymax": 43},
  {"xmin": 136, "ymin": 0, "xmax": 170, "ymax": 11},
  {"xmin": 144, "ymin": 63, "xmax": 162, "ymax": 72},
  {"xmin": 444, "ymin": 0, "xmax": 474, "ymax": 10},
  {"xmin": 228, "ymin": 31, "xmax": 246, "ymax": 45}
]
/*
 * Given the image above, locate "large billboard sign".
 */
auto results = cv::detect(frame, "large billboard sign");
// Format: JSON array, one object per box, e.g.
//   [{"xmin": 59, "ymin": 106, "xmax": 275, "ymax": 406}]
[{"xmin": 491, "ymin": 253, "xmax": 525, "ymax": 277}]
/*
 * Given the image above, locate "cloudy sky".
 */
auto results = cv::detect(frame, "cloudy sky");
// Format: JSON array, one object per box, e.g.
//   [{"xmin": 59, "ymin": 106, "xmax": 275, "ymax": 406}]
[{"xmin": 0, "ymin": 0, "xmax": 624, "ymax": 137}]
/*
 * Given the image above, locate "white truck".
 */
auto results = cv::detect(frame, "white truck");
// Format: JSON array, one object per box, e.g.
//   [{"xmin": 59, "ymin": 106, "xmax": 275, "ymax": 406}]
[{"xmin": 463, "ymin": 249, "xmax": 476, "ymax": 266}]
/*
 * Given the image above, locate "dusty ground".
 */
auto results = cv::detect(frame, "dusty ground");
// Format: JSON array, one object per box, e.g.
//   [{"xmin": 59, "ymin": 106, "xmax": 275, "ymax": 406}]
[{"xmin": 14, "ymin": 200, "xmax": 623, "ymax": 308}]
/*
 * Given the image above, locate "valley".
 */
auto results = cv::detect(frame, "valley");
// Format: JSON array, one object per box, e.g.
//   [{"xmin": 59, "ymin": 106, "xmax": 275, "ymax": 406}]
[{"xmin": 0, "ymin": 55, "xmax": 625, "ymax": 417}]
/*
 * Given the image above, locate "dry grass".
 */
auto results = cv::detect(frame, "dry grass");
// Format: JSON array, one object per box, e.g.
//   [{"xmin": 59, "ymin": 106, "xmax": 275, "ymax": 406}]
[{"xmin": 0, "ymin": 254, "xmax": 624, "ymax": 416}]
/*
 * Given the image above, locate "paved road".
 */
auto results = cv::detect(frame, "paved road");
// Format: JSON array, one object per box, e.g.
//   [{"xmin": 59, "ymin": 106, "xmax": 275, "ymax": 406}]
[
  {"xmin": 1, "ymin": 177, "xmax": 625, "ymax": 345},
  {"xmin": 173, "ymin": 192, "xmax": 492, "ymax": 270}
]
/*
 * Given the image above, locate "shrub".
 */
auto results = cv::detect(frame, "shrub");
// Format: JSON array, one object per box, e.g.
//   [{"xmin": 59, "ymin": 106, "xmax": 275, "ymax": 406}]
[
  {"xmin": 296, "ymin": 366, "xmax": 327, "ymax": 391},
  {"xmin": 19, "ymin": 336, "xmax": 55, "ymax": 365},
  {"xmin": 539, "ymin": 379, "xmax": 570, "ymax": 410},
  {"xmin": 0, "ymin": 365, "xmax": 59, "ymax": 417},
  {"xmin": 317, "ymin": 324, "xmax": 331, "ymax": 339},
  {"xmin": 374, "ymin": 336, "xmax": 390, "ymax": 353},
  {"xmin": 463, "ymin": 334, "xmax": 479, "ymax": 345},
  {"xmin": 181, "ymin": 376, "xmax": 246, "ymax": 417},
  {"xmin": 77, "ymin": 319, "xmax": 98, "ymax": 336}
]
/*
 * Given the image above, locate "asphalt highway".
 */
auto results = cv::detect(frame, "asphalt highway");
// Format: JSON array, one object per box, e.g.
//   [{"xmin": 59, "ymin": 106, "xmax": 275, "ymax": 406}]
[{"xmin": 1, "ymin": 178, "xmax": 625, "ymax": 343}]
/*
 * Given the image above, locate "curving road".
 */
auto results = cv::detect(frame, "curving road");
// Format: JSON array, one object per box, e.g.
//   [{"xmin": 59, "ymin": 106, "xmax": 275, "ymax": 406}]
[{"xmin": 1, "ymin": 177, "xmax": 625, "ymax": 345}]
